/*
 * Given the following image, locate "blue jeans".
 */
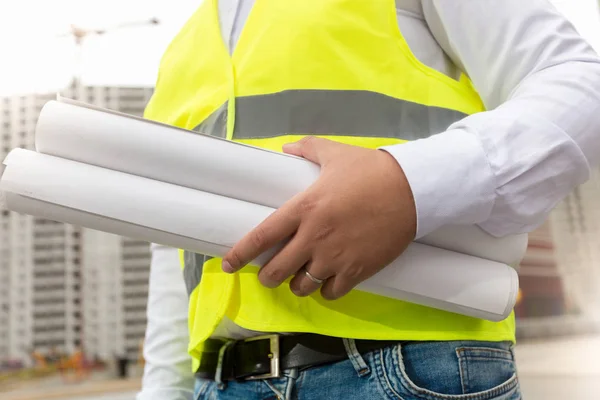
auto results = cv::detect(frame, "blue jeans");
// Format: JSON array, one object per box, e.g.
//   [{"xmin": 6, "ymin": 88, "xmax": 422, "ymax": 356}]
[{"xmin": 194, "ymin": 340, "xmax": 521, "ymax": 399}]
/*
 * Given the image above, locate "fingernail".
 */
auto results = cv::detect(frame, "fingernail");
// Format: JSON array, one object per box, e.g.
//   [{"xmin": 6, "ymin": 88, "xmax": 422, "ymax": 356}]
[{"xmin": 222, "ymin": 261, "xmax": 234, "ymax": 273}]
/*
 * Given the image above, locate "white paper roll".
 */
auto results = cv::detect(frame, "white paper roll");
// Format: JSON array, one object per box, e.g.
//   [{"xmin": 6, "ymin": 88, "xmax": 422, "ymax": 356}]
[
  {"xmin": 35, "ymin": 100, "xmax": 528, "ymax": 265},
  {"xmin": 0, "ymin": 149, "xmax": 517, "ymax": 321},
  {"xmin": 35, "ymin": 100, "xmax": 318, "ymax": 210}
]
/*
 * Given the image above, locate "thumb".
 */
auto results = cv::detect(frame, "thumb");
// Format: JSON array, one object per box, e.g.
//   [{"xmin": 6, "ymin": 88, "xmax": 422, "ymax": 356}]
[{"xmin": 283, "ymin": 137, "xmax": 333, "ymax": 165}]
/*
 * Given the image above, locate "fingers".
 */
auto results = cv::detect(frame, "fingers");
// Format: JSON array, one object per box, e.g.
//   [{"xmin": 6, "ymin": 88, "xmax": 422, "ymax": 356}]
[
  {"xmin": 320, "ymin": 273, "xmax": 356, "ymax": 300},
  {"xmin": 258, "ymin": 235, "xmax": 312, "ymax": 288},
  {"xmin": 283, "ymin": 136, "xmax": 337, "ymax": 165},
  {"xmin": 319, "ymin": 261, "xmax": 369, "ymax": 300},
  {"xmin": 222, "ymin": 204, "xmax": 301, "ymax": 273},
  {"xmin": 289, "ymin": 261, "xmax": 333, "ymax": 297}
]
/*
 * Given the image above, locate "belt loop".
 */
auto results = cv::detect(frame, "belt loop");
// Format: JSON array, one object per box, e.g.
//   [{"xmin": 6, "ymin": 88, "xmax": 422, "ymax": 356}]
[
  {"xmin": 284, "ymin": 368, "xmax": 299, "ymax": 400},
  {"xmin": 343, "ymin": 338, "xmax": 370, "ymax": 377},
  {"xmin": 215, "ymin": 340, "xmax": 235, "ymax": 389}
]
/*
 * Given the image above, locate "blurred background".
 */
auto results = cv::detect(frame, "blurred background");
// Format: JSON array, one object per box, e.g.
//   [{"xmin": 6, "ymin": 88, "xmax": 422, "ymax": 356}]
[{"xmin": 0, "ymin": 0, "xmax": 599, "ymax": 399}]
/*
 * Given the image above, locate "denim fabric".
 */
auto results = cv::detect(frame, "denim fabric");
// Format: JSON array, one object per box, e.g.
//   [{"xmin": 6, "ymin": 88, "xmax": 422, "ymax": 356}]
[{"xmin": 193, "ymin": 340, "xmax": 521, "ymax": 400}]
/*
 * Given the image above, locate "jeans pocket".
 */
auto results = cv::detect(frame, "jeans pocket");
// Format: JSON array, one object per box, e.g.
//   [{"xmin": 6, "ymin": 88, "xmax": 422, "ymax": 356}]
[
  {"xmin": 375, "ymin": 343, "xmax": 520, "ymax": 400},
  {"xmin": 456, "ymin": 346, "xmax": 517, "ymax": 395}
]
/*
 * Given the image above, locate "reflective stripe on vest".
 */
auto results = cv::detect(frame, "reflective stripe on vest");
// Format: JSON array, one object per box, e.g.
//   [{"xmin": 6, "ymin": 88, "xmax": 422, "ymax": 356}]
[
  {"xmin": 183, "ymin": 88, "xmax": 468, "ymax": 296},
  {"xmin": 144, "ymin": 0, "xmax": 515, "ymax": 366},
  {"xmin": 194, "ymin": 90, "xmax": 467, "ymax": 140},
  {"xmin": 183, "ymin": 252, "xmax": 212, "ymax": 296}
]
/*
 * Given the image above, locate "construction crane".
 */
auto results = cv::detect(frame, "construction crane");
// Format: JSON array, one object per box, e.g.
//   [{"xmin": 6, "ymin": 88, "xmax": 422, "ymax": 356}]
[{"xmin": 57, "ymin": 17, "xmax": 160, "ymax": 86}]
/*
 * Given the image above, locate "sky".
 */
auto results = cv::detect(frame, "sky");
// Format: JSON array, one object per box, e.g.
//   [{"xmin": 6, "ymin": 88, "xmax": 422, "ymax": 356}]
[
  {"xmin": 0, "ymin": 0, "xmax": 201, "ymax": 95},
  {"xmin": 0, "ymin": 0, "xmax": 598, "ymax": 96},
  {"xmin": 553, "ymin": 0, "xmax": 600, "ymax": 49}
]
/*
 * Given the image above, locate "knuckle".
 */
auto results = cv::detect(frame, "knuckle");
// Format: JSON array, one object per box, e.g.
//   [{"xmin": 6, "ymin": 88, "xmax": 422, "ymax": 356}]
[
  {"xmin": 298, "ymin": 196, "xmax": 318, "ymax": 215},
  {"xmin": 313, "ymin": 223, "xmax": 334, "ymax": 241},
  {"xmin": 299, "ymin": 136, "xmax": 317, "ymax": 147},
  {"xmin": 291, "ymin": 277, "xmax": 315, "ymax": 297},
  {"xmin": 228, "ymin": 249, "xmax": 244, "ymax": 268},
  {"xmin": 344, "ymin": 264, "xmax": 365, "ymax": 281},
  {"xmin": 260, "ymin": 267, "xmax": 287, "ymax": 286},
  {"xmin": 251, "ymin": 226, "xmax": 268, "ymax": 249},
  {"xmin": 329, "ymin": 247, "xmax": 345, "ymax": 262},
  {"xmin": 301, "ymin": 274, "xmax": 317, "ymax": 289}
]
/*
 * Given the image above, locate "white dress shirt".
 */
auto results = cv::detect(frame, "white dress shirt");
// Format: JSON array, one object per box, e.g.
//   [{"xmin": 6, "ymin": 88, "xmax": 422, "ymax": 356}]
[
  {"xmin": 136, "ymin": 245, "xmax": 195, "ymax": 400},
  {"xmin": 386, "ymin": 0, "xmax": 600, "ymax": 239},
  {"xmin": 138, "ymin": 1, "xmax": 600, "ymax": 398}
]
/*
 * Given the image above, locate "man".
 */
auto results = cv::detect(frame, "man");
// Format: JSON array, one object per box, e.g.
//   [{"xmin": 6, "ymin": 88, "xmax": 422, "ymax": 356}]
[{"xmin": 137, "ymin": 1, "xmax": 600, "ymax": 399}]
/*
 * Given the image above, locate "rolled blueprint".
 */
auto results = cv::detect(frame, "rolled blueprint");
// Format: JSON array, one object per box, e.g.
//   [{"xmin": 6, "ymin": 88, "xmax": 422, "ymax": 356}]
[
  {"xmin": 0, "ymin": 149, "xmax": 518, "ymax": 321},
  {"xmin": 35, "ymin": 100, "xmax": 528, "ymax": 266}
]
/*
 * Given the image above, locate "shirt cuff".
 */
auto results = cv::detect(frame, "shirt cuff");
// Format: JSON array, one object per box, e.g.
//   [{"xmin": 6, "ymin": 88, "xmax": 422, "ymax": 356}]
[{"xmin": 381, "ymin": 129, "xmax": 496, "ymax": 239}]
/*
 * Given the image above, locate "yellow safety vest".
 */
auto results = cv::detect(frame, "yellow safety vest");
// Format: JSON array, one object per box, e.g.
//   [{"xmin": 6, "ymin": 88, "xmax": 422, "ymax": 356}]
[{"xmin": 144, "ymin": 0, "xmax": 516, "ymax": 368}]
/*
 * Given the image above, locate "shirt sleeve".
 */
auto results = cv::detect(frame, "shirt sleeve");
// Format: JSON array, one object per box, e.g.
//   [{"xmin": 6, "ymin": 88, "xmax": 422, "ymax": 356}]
[
  {"xmin": 136, "ymin": 244, "xmax": 194, "ymax": 400},
  {"xmin": 382, "ymin": 0, "xmax": 600, "ymax": 238}
]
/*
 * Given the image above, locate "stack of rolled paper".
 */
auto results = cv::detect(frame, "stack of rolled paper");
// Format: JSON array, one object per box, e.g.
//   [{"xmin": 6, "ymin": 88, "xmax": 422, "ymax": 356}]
[{"xmin": 0, "ymin": 98, "xmax": 526, "ymax": 321}]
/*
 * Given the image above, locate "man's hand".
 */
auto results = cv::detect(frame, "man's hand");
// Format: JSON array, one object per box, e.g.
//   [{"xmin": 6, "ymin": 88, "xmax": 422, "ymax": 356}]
[{"xmin": 222, "ymin": 137, "xmax": 417, "ymax": 300}]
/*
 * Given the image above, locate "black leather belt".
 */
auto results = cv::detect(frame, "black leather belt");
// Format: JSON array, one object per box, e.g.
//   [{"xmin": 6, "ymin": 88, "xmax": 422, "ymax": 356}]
[{"xmin": 195, "ymin": 333, "xmax": 403, "ymax": 381}]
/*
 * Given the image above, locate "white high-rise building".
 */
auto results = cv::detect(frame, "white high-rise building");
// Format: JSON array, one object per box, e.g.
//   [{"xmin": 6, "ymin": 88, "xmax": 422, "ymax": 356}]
[
  {"xmin": 80, "ymin": 233, "xmax": 151, "ymax": 361},
  {"xmin": 0, "ymin": 85, "xmax": 153, "ymax": 365},
  {"xmin": 550, "ymin": 168, "xmax": 600, "ymax": 324},
  {"xmin": 1, "ymin": 92, "xmax": 57, "ymax": 365}
]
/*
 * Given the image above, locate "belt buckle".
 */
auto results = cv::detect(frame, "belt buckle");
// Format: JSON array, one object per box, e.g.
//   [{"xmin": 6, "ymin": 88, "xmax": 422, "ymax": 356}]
[{"xmin": 244, "ymin": 334, "xmax": 281, "ymax": 380}]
